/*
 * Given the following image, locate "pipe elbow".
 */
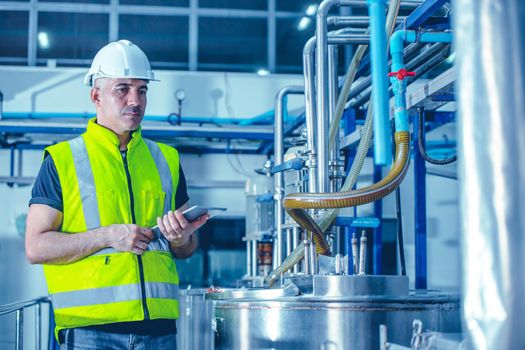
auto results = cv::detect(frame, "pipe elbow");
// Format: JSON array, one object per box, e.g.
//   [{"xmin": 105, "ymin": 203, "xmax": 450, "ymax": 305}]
[{"xmin": 390, "ymin": 30, "xmax": 407, "ymax": 56}]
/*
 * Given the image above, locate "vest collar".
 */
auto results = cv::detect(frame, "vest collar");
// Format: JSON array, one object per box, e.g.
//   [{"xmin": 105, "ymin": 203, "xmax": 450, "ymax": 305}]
[{"xmin": 85, "ymin": 117, "xmax": 143, "ymax": 151}]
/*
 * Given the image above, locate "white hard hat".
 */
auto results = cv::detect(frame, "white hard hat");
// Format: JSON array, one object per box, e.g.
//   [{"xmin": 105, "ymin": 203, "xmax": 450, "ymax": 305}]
[{"xmin": 84, "ymin": 39, "xmax": 159, "ymax": 86}]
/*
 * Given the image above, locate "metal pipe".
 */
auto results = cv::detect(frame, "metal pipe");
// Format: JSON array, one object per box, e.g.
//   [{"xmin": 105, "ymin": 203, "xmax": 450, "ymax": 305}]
[
  {"xmin": 368, "ymin": 0, "xmax": 392, "ymax": 165},
  {"xmin": 351, "ymin": 232, "xmax": 358, "ymax": 274},
  {"xmin": 316, "ymin": 1, "xmax": 373, "ymax": 193},
  {"xmin": 35, "ymin": 302, "xmax": 41, "ymax": 350},
  {"xmin": 292, "ymin": 227, "xmax": 300, "ymax": 273},
  {"xmin": 274, "ymin": 86, "xmax": 304, "ymax": 267},
  {"xmin": 327, "ymin": 35, "xmax": 370, "ymax": 45},
  {"xmin": 303, "ymin": 37, "xmax": 318, "ymax": 194},
  {"xmin": 319, "ymin": 0, "xmax": 424, "ymax": 7},
  {"xmin": 303, "ymin": 239, "xmax": 312, "ymax": 274},
  {"xmin": 316, "ymin": 0, "xmax": 340, "ymax": 193},
  {"xmin": 251, "ymin": 240, "xmax": 257, "ymax": 277},
  {"xmin": 17, "ymin": 149, "xmax": 23, "ymax": 177},
  {"xmin": 327, "ymin": 15, "xmax": 405, "ymax": 27},
  {"xmin": 304, "ymin": 28, "xmax": 367, "ymax": 195},
  {"xmin": 10, "ymin": 146, "xmax": 15, "ymax": 178},
  {"xmin": 328, "ymin": 43, "xmax": 339, "ymax": 178},
  {"xmin": 358, "ymin": 230, "xmax": 367, "ymax": 275},
  {"xmin": 15, "ymin": 309, "xmax": 23, "ymax": 350},
  {"xmin": 246, "ymin": 240, "xmax": 252, "ymax": 276},
  {"xmin": 309, "ymin": 240, "xmax": 317, "ymax": 274},
  {"xmin": 286, "ymin": 228, "xmax": 292, "ymax": 257}
]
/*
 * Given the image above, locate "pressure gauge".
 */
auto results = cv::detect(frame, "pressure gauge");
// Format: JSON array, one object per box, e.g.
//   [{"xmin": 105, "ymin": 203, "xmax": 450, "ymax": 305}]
[{"xmin": 175, "ymin": 89, "xmax": 186, "ymax": 101}]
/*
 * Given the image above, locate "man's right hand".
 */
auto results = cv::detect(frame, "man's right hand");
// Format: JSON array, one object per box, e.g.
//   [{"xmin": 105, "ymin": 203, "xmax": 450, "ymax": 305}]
[{"xmin": 107, "ymin": 224, "xmax": 154, "ymax": 255}]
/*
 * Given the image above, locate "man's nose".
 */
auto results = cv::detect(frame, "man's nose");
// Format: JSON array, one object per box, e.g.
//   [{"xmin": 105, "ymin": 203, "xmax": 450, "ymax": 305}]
[{"xmin": 127, "ymin": 89, "xmax": 142, "ymax": 106}]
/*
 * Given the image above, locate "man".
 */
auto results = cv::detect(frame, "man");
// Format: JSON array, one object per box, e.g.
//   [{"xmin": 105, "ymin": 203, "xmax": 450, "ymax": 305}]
[{"xmin": 25, "ymin": 40, "xmax": 207, "ymax": 349}]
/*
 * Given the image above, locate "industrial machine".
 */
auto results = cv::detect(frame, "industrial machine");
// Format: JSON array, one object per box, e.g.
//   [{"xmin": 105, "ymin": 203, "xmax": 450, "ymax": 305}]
[{"xmin": 176, "ymin": 0, "xmax": 463, "ymax": 349}]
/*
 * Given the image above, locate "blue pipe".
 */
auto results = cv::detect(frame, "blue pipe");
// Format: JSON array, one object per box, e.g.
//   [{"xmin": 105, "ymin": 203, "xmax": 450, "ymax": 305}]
[
  {"xmin": 413, "ymin": 111, "xmax": 427, "ymax": 289},
  {"xmin": 2, "ymin": 110, "xmax": 285, "ymax": 126},
  {"xmin": 389, "ymin": 30, "xmax": 452, "ymax": 289},
  {"xmin": 368, "ymin": 0, "xmax": 392, "ymax": 166},
  {"xmin": 390, "ymin": 30, "xmax": 453, "ymax": 133},
  {"xmin": 373, "ymin": 164, "xmax": 383, "ymax": 274}
]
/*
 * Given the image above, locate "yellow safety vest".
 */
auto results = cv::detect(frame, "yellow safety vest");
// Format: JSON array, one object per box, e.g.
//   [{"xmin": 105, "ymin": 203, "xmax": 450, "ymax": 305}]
[{"xmin": 43, "ymin": 118, "xmax": 181, "ymax": 337}]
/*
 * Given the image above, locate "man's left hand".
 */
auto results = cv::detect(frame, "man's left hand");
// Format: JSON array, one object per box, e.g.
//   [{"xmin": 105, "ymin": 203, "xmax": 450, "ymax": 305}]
[{"xmin": 156, "ymin": 210, "xmax": 208, "ymax": 247}]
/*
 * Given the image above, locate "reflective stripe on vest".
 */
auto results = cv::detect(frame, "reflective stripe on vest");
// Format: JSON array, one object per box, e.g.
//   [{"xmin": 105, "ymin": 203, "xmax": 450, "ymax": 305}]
[
  {"xmin": 69, "ymin": 137, "xmax": 173, "ymax": 254},
  {"xmin": 51, "ymin": 282, "xmax": 179, "ymax": 310},
  {"xmin": 69, "ymin": 137, "xmax": 100, "ymax": 230},
  {"xmin": 143, "ymin": 139, "xmax": 173, "ymax": 215}
]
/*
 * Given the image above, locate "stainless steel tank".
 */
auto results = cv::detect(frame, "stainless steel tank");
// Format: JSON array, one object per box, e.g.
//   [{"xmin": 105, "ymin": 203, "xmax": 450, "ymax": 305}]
[
  {"xmin": 177, "ymin": 288, "xmax": 214, "ymax": 350},
  {"xmin": 208, "ymin": 275, "xmax": 461, "ymax": 350}
]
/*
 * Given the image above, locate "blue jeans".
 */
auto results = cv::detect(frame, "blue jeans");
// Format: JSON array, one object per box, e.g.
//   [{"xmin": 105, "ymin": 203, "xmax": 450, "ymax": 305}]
[{"xmin": 60, "ymin": 328, "xmax": 177, "ymax": 350}]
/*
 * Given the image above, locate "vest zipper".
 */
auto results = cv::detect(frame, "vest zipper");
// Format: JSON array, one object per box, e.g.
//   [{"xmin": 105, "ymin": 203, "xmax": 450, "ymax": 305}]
[{"xmin": 121, "ymin": 151, "xmax": 150, "ymax": 320}]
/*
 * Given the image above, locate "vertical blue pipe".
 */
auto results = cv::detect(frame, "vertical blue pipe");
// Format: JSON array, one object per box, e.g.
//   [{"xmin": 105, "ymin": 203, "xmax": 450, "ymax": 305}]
[
  {"xmin": 389, "ymin": 30, "xmax": 452, "ymax": 289},
  {"xmin": 373, "ymin": 164, "xmax": 383, "ymax": 275},
  {"xmin": 367, "ymin": 0, "xmax": 392, "ymax": 166},
  {"xmin": 413, "ymin": 111, "xmax": 427, "ymax": 289}
]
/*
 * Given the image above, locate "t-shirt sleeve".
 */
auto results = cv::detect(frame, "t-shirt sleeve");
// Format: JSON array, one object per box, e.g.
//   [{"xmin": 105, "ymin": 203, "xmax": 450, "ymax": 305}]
[
  {"xmin": 175, "ymin": 164, "xmax": 189, "ymax": 209},
  {"xmin": 29, "ymin": 153, "xmax": 63, "ymax": 212}
]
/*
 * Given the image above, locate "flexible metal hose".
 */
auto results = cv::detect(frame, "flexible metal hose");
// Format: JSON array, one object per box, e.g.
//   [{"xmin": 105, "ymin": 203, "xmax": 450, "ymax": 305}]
[
  {"xmin": 284, "ymin": 132, "xmax": 410, "ymax": 209},
  {"xmin": 266, "ymin": 132, "xmax": 410, "ymax": 287}
]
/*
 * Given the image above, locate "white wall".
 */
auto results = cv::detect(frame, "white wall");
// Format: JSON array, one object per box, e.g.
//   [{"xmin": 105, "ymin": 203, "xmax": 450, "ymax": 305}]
[{"xmin": 1, "ymin": 66, "xmax": 305, "ymax": 117}]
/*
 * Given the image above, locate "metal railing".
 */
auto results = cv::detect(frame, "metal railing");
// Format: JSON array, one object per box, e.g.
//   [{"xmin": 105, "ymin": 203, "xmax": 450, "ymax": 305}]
[{"xmin": 0, "ymin": 296, "xmax": 51, "ymax": 350}]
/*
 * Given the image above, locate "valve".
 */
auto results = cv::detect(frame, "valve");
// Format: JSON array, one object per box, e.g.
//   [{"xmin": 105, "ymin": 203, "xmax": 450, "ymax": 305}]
[{"xmin": 388, "ymin": 68, "xmax": 416, "ymax": 81}]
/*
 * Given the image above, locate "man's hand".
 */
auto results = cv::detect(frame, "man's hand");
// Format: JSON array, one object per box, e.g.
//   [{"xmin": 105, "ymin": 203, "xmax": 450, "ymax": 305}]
[
  {"xmin": 156, "ymin": 210, "xmax": 208, "ymax": 247},
  {"xmin": 107, "ymin": 224, "xmax": 154, "ymax": 255}
]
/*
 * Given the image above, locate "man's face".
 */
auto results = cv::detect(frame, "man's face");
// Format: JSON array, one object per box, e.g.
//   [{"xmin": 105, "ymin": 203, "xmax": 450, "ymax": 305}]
[{"xmin": 91, "ymin": 78, "xmax": 148, "ymax": 135}]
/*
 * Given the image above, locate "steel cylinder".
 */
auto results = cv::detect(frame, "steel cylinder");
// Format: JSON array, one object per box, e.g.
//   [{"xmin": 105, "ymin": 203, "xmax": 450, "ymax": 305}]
[{"xmin": 209, "ymin": 276, "xmax": 460, "ymax": 350}]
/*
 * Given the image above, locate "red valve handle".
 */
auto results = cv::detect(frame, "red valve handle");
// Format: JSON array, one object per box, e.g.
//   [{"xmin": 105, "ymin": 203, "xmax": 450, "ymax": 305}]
[{"xmin": 388, "ymin": 68, "xmax": 416, "ymax": 80}]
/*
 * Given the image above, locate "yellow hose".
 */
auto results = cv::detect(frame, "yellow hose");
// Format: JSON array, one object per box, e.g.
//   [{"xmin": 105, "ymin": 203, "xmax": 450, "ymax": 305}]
[
  {"xmin": 284, "ymin": 132, "xmax": 410, "ymax": 209},
  {"xmin": 265, "ymin": 132, "xmax": 410, "ymax": 286}
]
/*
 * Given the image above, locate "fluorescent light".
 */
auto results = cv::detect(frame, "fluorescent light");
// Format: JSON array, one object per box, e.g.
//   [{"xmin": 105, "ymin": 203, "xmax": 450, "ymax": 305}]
[
  {"xmin": 306, "ymin": 4, "xmax": 318, "ymax": 16},
  {"xmin": 297, "ymin": 17, "xmax": 312, "ymax": 31},
  {"xmin": 257, "ymin": 69, "xmax": 270, "ymax": 76},
  {"xmin": 38, "ymin": 32, "xmax": 49, "ymax": 49}
]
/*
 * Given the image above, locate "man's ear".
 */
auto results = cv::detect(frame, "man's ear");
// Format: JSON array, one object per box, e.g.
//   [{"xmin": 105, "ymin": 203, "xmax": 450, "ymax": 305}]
[{"xmin": 90, "ymin": 87, "xmax": 100, "ymax": 105}]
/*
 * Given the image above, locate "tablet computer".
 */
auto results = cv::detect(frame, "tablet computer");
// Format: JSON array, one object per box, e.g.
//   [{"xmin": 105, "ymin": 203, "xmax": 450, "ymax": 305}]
[{"xmin": 182, "ymin": 205, "xmax": 227, "ymax": 222}]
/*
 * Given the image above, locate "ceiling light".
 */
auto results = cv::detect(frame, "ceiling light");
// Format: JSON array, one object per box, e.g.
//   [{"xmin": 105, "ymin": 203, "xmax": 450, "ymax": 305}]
[
  {"xmin": 257, "ymin": 69, "xmax": 270, "ymax": 76},
  {"xmin": 297, "ymin": 17, "xmax": 312, "ymax": 31},
  {"xmin": 38, "ymin": 32, "xmax": 49, "ymax": 49},
  {"xmin": 306, "ymin": 4, "xmax": 318, "ymax": 16}
]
